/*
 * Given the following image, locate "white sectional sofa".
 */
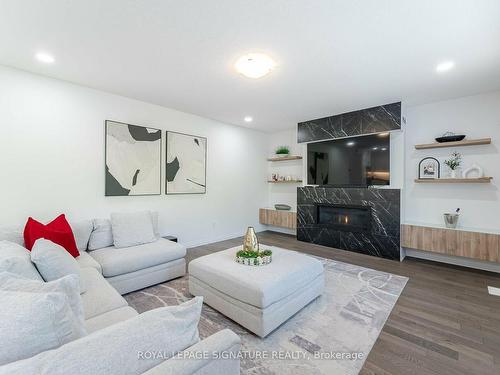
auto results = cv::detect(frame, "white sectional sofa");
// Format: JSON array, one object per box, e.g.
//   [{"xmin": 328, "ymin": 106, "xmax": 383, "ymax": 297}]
[{"xmin": 0, "ymin": 221, "xmax": 241, "ymax": 375}]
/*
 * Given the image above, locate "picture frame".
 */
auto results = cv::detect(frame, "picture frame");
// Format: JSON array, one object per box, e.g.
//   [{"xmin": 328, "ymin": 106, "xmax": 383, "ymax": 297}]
[
  {"xmin": 418, "ymin": 157, "xmax": 440, "ymax": 179},
  {"xmin": 166, "ymin": 131, "xmax": 207, "ymax": 194},
  {"xmin": 105, "ymin": 120, "xmax": 162, "ymax": 196}
]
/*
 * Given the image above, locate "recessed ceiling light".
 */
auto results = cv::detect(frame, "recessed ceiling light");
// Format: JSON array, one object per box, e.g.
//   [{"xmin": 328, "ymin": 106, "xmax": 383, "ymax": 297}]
[
  {"xmin": 35, "ymin": 52, "xmax": 55, "ymax": 64},
  {"xmin": 346, "ymin": 141, "xmax": 355, "ymax": 146},
  {"xmin": 372, "ymin": 147, "xmax": 378, "ymax": 150},
  {"xmin": 235, "ymin": 53, "xmax": 276, "ymax": 79},
  {"xmin": 244, "ymin": 116, "xmax": 253, "ymax": 123},
  {"xmin": 381, "ymin": 147, "xmax": 387, "ymax": 151},
  {"xmin": 436, "ymin": 61, "xmax": 455, "ymax": 73}
]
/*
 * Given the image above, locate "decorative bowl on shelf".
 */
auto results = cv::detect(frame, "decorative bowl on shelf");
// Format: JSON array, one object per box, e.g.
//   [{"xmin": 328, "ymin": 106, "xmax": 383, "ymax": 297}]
[
  {"xmin": 435, "ymin": 132, "xmax": 466, "ymax": 143},
  {"xmin": 274, "ymin": 204, "xmax": 291, "ymax": 211}
]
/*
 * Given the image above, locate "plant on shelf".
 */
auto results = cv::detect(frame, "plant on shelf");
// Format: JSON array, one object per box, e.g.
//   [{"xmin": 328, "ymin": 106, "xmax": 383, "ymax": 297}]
[
  {"xmin": 275, "ymin": 145, "xmax": 290, "ymax": 157},
  {"xmin": 444, "ymin": 151, "xmax": 462, "ymax": 178}
]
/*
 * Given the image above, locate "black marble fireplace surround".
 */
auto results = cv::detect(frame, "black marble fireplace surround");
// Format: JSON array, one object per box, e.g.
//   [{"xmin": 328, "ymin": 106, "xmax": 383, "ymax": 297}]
[
  {"xmin": 297, "ymin": 187, "xmax": 401, "ymax": 260},
  {"xmin": 297, "ymin": 102, "xmax": 401, "ymax": 143}
]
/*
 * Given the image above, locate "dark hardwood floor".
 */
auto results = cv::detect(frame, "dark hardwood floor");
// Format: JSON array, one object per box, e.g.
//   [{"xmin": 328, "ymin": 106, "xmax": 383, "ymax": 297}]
[{"xmin": 187, "ymin": 230, "xmax": 500, "ymax": 375}]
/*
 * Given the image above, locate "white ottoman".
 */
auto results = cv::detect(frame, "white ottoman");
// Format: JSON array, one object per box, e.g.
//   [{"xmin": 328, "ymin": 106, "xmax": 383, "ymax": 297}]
[{"xmin": 188, "ymin": 245, "xmax": 324, "ymax": 337}]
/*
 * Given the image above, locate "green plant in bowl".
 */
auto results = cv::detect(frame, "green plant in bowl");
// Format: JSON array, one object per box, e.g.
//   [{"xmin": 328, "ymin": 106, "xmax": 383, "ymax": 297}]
[{"xmin": 275, "ymin": 146, "xmax": 290, "ymax": 157}]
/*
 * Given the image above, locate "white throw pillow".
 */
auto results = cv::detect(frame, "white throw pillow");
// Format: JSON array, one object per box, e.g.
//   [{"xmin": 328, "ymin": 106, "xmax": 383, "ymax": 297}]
[
  {"xmin": 30, "ymin": 239, "xmax": 86, "ymax": 293},
  {"xmin": 0, "ymin": 297, "xmax": 203, "ymax": 375},
  {"xmin": 88, "ymin": 218, "xmax": 114, "ymax": 251},
  {"xmin": 110, "ymin": 211, "xmax": 157, "ymax": 248},
  {"xmin": 70, "ymin": 220, "xmax": 93, "ymax": 252},
  {"xmin": 150, "ymin": 211, "xmax": 161, "ymax": 239},
  {"xmin": 0, "ymin": 240, "xmax": 42, "ymax": 281},
  {"xmin": 0, "ymin": 290, "xmax": 86, "ymax": 366},
  {"xmin": 88, "ymin": 212, "xmax": 160, "ymax": 251},
  {"xmin": 0, "ymin": 272, "xmax": 86, "ymax": 331}
]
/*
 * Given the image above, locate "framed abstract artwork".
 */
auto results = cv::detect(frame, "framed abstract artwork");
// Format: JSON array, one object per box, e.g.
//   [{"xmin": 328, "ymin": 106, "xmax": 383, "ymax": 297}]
[
  {"xmin": 166, "ymin": 131, "xmax": 207, "ymax": 194},
  {"xmin": 105, "ymin": 120, "xmax": 162, "ymax": 196}
]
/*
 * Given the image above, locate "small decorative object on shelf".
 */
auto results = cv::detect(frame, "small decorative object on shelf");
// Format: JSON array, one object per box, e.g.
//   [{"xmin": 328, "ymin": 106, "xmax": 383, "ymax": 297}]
[
  {"xmin": 418, "ymin": 157, "xmax": 440, "ymax": 179},
  {"xmin": 463, "ymin": 163, "xmax": 484, "ymax": 178},
  {"xmin": 275, "ymin": 145, "xmax": 290, "ymax": 158},
  {"xmin": 274, "ymin": 204, "xmax": 291, "ymax": 211},
  {"xmin": 444, "ymin": 151, "xmax": 462, "ymax": 178},
  {"xmin": 236, "ymin": 249, "xmax": 273, "ymax": 266},
  {"xmin": 435, "ymin": 132, "xmax": 466, "ymax": 143},
  {"xmin": 444, "ymin": 208, "xmax": 460, "ymax": 229}
]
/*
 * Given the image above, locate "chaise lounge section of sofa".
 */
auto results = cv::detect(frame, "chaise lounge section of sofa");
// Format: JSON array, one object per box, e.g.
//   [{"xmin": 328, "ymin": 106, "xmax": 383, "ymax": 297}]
[{"xmin": 0, "ymin": 220, "xmax": 241, "ymax": 375}]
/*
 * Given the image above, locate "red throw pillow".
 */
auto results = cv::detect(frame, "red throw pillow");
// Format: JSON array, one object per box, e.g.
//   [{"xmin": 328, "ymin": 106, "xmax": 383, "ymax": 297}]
[{"xmin": 23, "ymin": 214, "xmax": 80, "ymax": 257}]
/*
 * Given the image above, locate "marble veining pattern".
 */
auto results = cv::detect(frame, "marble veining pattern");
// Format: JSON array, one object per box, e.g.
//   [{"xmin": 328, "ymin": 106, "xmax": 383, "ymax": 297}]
[
  {"xmin": 297, "ymin": 187, "xmax": 401, "ymax": 259},
  {"xmin": 297, "ymin": 102, "xmax": 401, "ymax": 143},
  {"xmin": 125, "ymin": 256, "xmax": 408, "ymax": 375}
]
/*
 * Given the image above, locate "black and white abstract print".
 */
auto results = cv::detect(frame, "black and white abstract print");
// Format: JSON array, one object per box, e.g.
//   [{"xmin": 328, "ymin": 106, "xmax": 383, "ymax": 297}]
[
  {"xmin": 105, "ymin": 120, "xmax": 161, "ymax": 196},
  {"xmin": 166, "ymin": 131, "xmax": 207, "ymax": 194}
]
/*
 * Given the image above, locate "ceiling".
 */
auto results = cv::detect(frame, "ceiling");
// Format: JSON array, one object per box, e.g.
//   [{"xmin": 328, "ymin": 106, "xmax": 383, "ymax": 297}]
[{"xmin": 1, "ymin": 0, "xmax": 499, "ymax": 132}]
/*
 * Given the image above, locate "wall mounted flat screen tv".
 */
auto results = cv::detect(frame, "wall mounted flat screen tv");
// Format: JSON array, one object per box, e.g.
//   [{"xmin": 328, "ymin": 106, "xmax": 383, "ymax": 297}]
[{"xmin": 307, "ymin": 133, "xmax": 390, "ymax": 187}]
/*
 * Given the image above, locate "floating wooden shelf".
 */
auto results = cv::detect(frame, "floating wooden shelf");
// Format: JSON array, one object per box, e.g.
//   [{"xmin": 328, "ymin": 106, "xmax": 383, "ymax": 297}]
[
  {"xmin": 401, "ymin": 223, "xmax": 500, "ymax": 262},
  {"xmin": 267, "ymin": 180, "xmax": 303, "ymax": 184},
  {"xmin": 259, "ymin": 208, "xmax": 296, "ymax": 229},
  {"xmin": 415, "ymin": 177, "xmax": 493, "ymax": 184},
  {"xmin": 414, "ymin": 138, "xmax": 491, "ymax": 150},
  {"xmin": 267, "ymin": 155, "xmax": 303, "ymax": 162}
]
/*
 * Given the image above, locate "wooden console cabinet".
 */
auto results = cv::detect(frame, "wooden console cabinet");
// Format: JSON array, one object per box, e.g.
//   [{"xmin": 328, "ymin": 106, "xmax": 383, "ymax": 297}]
[
  {"xmin": 401, "ymin": 224, "xmax": 500, "ymax": 262},
  {"xmin": 259, "ymin": 208, "xmax": 297, "ymax": 230}
]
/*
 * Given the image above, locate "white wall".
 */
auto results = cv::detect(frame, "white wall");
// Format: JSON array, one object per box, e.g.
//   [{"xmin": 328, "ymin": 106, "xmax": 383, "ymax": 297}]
[
  {"xmin": 404, "ymin": 91, "xmax": 500, "ymax": 230},
  {"xmin": 0, "ymin": 66, "xmax": 268, "ymax": 247}
]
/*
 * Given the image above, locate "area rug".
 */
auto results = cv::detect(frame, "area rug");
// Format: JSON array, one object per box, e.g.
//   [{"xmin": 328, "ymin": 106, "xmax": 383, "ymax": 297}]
[{"xmin": 125, "ymin": 253, "xmax": 408, "ymax": 375}]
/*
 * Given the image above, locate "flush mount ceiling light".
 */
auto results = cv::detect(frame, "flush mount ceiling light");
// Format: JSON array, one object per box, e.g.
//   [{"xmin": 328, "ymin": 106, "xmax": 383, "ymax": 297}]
[
  {"xmin": 235, "ymin": 53, "xmax": 276, "ymax": 79},
  {"xmin": 35, "ymin": 52, "xmax": 55, "ymax": 64},
  {"xmin": 244, "ymin": 116, "xmax": 253, "ymax": 123},
  {"xmin": 436, "ymin": 60, "xmax": 455, "ymax": 73}
]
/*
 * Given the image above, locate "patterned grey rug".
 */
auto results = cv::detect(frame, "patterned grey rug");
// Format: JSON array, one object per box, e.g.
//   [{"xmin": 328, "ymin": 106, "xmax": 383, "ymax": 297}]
[{"xmin": 125, "ymin": 254, "xmax": 408, "ymax": 375}]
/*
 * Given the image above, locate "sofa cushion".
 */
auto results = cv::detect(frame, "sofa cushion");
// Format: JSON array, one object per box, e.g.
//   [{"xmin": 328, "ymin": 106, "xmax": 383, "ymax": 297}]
[
  {"xmin": 0, "ymin": 240, "xmax": 42, "ymax": 281},
  {"xmin": 88, "ymin": 218, "xmax": 114, "ymax": 251},
  {"xmin": 70, "ymin": 220, "xmax": 93, "ymax": 252},
  {"xmin": 88, "ymin": 212, "xmax": 160, "ymax": 251},
  {"xmin": 31, "ymin": 239, "xmax": 86, "ymax": 293},
  {"xmin": 76, "ymin": 251, "xmax": 102, "ymax": 273},
  {"xmin": 0, "ymin": 290, "xmax": 86, "ymax": 366},
  {"xmin": 188, "ymin": 246, "xmax": 324, "ymax": 309},
  {"xmin": 24, "ymin": 215, "xmax": 80, "ymax": 257},
  {"xmin": 110, "ymin": 211, "xmax": 156, "ymax": 248},
  {"xmin": 89, "ymin": 238, "xmax": 186, "ymax": 278},
  {"xmin": 84, "ymin": 306, "xmax": 138, "ymax": 333},
  {"xmin": 0, "ymin": 273, "xmax": 86, "ymax": 332},
  {"xmin": 80, "ymin": 267, "xmax": 128, "ymax": 319},
  {"xmin": 0, "ymin": 226, "xmax": 24, "ymax": 246},
  {"xmin": 0, "ymin": 297, "xmax": 203, "ymax": 375}
]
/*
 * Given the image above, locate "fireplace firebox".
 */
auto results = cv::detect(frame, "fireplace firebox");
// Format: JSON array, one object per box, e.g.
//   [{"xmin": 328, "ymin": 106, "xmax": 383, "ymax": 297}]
[{"xmin": 316, "ymin": 204, "xmax": 371, "ymax": 233}]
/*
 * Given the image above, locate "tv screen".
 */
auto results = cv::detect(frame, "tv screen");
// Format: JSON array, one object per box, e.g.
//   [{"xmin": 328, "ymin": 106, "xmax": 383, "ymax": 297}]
[{"xmin": 307, "ymin": 133, "xmax": 390, "ymax": 187}]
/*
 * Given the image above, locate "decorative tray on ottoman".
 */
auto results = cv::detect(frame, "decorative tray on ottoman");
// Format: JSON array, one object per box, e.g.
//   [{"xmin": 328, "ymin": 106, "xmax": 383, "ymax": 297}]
[{"xmin": 235, "ymin": 249, "xmax": 272, "ymax": 266}]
